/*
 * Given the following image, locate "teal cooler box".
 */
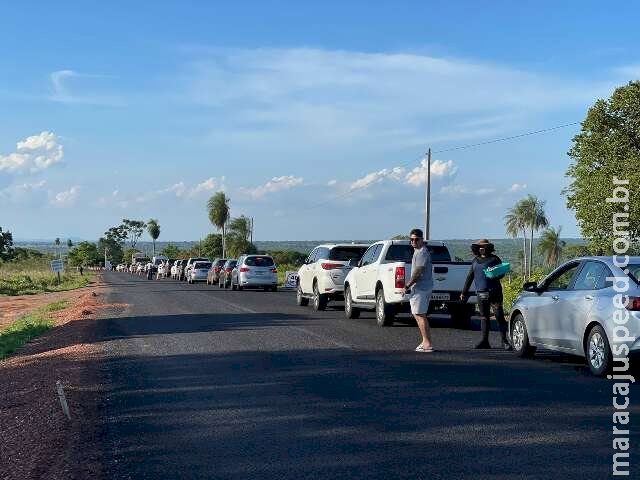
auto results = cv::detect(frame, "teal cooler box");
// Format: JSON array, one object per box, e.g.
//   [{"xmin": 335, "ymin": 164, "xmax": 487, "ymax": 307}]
[{"xmin": 484, "ymin": 262, "xmax": 511, "ymax": 279}]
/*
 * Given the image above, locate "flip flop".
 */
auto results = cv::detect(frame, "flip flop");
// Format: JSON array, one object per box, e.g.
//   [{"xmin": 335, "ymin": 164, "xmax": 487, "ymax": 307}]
[{"xmin": 415, "ymin": 345, "xmax": 435, "ymax": 353}]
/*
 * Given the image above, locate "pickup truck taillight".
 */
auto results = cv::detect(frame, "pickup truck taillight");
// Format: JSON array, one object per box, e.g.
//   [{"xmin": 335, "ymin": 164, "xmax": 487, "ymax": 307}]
[
  {"xmin": 321, "ymin": 262, "xmax": 344, "ymax": 270},
  {"xmin": 625, "ymin": 296, "xmax": 640, "ymax": 311},
  {"xmin": 240, "ymin": 267, "xmax": 250, "ymax": 273},
  {"xmin": 395, "ymin": 266, "xmax": 405, "ymax": 289},
  {"xmin": 225, "ymin": 268, "xmax": 233, "ymax": 273}
]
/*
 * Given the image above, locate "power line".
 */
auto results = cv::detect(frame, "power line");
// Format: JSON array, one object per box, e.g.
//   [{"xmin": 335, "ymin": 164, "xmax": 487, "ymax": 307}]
[{"xmin": 299, "ymin": 120, "xmax": 581, "ymax": 211}]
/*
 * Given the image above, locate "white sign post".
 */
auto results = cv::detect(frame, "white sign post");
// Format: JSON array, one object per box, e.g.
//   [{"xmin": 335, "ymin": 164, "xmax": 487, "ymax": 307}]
[{"xmin": 284, "ymin": 271, "xmax": 299, "ymax": 289}]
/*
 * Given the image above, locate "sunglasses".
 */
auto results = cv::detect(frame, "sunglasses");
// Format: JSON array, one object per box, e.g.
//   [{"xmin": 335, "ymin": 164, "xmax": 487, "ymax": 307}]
[{"xmin": 409, "ymin": 237, "xmax": 422, "ymax": 242}]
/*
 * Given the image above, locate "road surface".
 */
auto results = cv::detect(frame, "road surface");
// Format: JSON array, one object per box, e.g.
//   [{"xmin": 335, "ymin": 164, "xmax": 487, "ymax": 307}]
[{"xmin": 95, "ymin": 271, "xmax": 638, "ymax": 479}]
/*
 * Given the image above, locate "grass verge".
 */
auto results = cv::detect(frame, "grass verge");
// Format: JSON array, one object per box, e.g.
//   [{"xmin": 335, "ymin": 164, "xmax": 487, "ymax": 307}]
[
  {"xmin": 0, "ymin": 271, "xmax": 95, "ymax": 296},
  {"xmin": 277, "ymin": 263, "xmax": 299, "ymax": 286},
  {"xmin": 0, "ymin": 300, "xmax": 69, "ymax": 359}
]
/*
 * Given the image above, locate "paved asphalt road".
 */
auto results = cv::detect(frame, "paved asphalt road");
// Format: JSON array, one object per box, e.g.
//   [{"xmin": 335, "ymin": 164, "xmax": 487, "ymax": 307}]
[{"xmin": 96, "ymin": 271, "xmax": 639, "ymax": 479}]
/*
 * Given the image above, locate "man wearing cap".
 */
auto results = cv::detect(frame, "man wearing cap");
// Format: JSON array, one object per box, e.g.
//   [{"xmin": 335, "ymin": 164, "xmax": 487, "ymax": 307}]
[{"xmin": 460, "ymin": 239, "xmax": 511, "ymax": 350}]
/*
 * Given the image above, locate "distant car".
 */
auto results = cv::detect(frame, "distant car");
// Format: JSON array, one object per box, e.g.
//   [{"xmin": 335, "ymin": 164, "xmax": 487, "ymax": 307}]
[
  {"xmin": 218, "ymin": 259, "xmax": 237, "ymax": 288},
  {"xmin": 183, "ymin": 257, "xmax": 209, "ymax": 281},
  {"xmin": 509, "ymin": 256, "xmax": 640, "ymax": 376},
  {"xmin": 231, "ymin": 255, "xmax": 278, "ymax": 292},
  {"xmin": 187, "ymin": 261, "xmax": 212, "ymax": 284},
  {"xmin": 207, "ymin": 258, "xmax": 228, "ymax": 285}
]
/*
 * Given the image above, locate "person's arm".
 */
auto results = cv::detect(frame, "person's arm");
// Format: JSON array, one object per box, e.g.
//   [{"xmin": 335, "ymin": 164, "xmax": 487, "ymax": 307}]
[{"xmin": 460, "ymin": 261, "xmax": 475, "ymax": 300}]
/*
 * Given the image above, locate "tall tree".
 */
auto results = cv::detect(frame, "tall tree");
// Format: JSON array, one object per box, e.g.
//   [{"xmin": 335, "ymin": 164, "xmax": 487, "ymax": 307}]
[
  {"xmin": 226, "ymin": 216, "xmax": 257, "ymax": 258},
  {"xmin": 68, "ymin": 241, "xmax": 100, "ymax": 267},
  {"xmin": 67, "ymin": 239, "xmax": 73, "ymax": 249},
  {"xmin": 520, "ymin": 195, "xmax": 549, "ymax": 278},
  {"xmin": 0, "ymin": 227, "xmax": 14, "ymax": 262},
  {"xmin": 207, "ymin": 192, "xmax": 230, "ymax": 257},
  {"xmin": 564, "ymin": 81, "xmax": 640, "ymax": 252},
  {"xmin": 122, "ymin": 219, "xmax": 146, "ymax": 248},
  {"xmin": 147, "ymin": 219, "xmax": 161, "ymax": 256},
  {"xmin": 161, "ymin": 244, "xmax": 182, "ymax": 259},
  {"xmin": 538, "ymin": 226, "xmax": 566, "ymax": 267},
  {"xmin": 504, "ymin": 200, "xmax": 529, "ymax": 279}
]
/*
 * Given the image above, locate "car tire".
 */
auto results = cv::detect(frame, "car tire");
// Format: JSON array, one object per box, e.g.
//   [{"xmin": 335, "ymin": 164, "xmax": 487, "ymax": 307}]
[
  {"xmin": 344, "ymin": 286, "xmax": 360, "ymax": 319},
  {"xmin": 375, "ymin": 288, "xmax": 395, "ymax": 327},
  {"xmin": 313, "ymin": 282, "xmax": 327, "ymax": 311},
  {"xmin": 272, "ymin": 286, "xmax": 277, "ymax": 292},
  {"xmin": 511, "ymin": 313, "xmax": 535, "ymax": 358},
  {"xmin": 231, "ymin": 281, "xmax": 237, "ymax": 291},
  {"xmin": 296, "ymin": 285, "xmax": 309, "ymax": 306},
  {"xmin": 586, "ymin": 324, "xmax": 612, "ymax": 376}
]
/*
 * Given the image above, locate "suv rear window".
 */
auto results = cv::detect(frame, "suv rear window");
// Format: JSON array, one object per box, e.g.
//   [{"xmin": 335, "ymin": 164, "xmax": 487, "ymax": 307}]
[
  {"xmin": 329, "ymin": 246, "xmax": 368, "ymax": 261},
  {"xmin": 385, "ymin": 244, "xmax": 452, "ymax": 262},
  {"xmin": 194, "ymin": 262, "xmax": 212, "ymax": 269},
  {"xmin": 215, "ymin": 259, "xmax": 227, "ymax": 267},
  {"xmin": 245, "ymin": 256, "xmax": 274, "ymax": 267}
]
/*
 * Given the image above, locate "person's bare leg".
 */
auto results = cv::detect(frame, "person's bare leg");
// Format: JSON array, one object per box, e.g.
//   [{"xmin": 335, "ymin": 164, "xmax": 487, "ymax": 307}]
[{"xmin": 413, "ymin": 313, "xmax": 432, "ymax": 348}]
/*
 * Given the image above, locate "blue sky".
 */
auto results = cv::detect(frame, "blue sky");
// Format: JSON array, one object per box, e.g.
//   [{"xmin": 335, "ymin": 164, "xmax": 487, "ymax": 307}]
[{"xmin": 1, "ymin": 1, "xmax": 638, "ymax": 241}]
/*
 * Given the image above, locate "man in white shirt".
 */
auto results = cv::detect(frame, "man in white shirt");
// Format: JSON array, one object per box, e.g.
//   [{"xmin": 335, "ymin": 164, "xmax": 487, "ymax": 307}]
[{"xmin": 404, "ymin": 228, "xmax": 434, "ymax": 352}]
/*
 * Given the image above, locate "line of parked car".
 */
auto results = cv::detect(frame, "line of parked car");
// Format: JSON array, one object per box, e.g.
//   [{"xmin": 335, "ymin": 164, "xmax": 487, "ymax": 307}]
[{"xmin": 114, "ymin": 239, "xmax": 640, "ymax": 376}]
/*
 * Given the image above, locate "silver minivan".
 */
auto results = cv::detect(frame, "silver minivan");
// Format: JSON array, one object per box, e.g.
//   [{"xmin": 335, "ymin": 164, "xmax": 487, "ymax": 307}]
[
  {"xmin": 231, "ymin": 255, "xmax": 278, "ymax": 292},
  {"xmin": 509, "ymin": 256, "xmax": 640, "ymax": 375}
]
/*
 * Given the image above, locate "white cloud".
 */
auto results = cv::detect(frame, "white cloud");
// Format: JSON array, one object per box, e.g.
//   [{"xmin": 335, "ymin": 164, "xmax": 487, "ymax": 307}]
[
  {"xmin": 187, "ymin": 47, "xmax": 614, "ymax": 154},
  {"xmin": 191, "ymin": 176, "xmax": 225, "ymax": 196},
  {"xmin": 440, "ymin": 184, "xmax": 496, "ymax": 196},
  {"xmin": 508, "ymin": 183, "xmax": 528, "ymax": 193},
  {"xmin": 405, "ymin": 159, "xmax": 458, "ymax": 187},
  {"xmin": 50, "ymin": 70, "xmax": 78, "ymax": 102},
  {"xmin": 160, "ymin": 182, "xmax": 186, "ymax": 198},
  {"xmin": 327, "ymin": 179, "xmax": 337, "ymax": 186},
  {"xmin": 0, "ymin": 180, "xmax": 46, "ymax": 203},
  {"xmin": 243, "ymin": 175, "xmax": 304, "ymax": 198},
  {"xmin": 50, "ymin": 186, "xmax": 80, "ymax": 207},
  {"xmin": 350, "ymin": 167, "xmax": 405, "ymax": 191},
  {"xmin": 0, "ymin": 131, "xmax": 64, "ymax": 174},
  {"xmin": 49, "ymin": 69, "xmax": 121, "ymax": 105}
]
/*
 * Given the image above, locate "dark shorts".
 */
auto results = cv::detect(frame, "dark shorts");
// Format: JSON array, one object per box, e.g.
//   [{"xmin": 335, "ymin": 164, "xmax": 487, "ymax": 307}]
[{"xmin": 477, "ymin": 289, "xmax": 503, "ymax": 304}]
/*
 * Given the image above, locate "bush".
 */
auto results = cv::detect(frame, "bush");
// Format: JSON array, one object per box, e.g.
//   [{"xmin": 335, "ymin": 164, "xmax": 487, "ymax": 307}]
[{"xmin": 501, "ymin": 268, "xmax": 548, "ymax": 312}]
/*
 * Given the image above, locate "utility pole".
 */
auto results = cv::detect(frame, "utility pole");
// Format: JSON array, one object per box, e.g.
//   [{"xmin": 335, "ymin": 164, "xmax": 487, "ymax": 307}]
[
  {"xmin": 250, "ymin": 217, "xmax": 254, "ymax": 244},
  {"xmin": 425, "ymin": 148, "xmax": 431, "ymax": 240}
]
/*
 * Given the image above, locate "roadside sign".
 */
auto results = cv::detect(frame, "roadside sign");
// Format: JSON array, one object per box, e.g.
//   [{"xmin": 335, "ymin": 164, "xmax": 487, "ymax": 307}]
[
  {"xmin": 284, "ymin": 271, "xmax": 298, "ymax": 289},
  {"xmin": 50, "ymin": 259, "xmax": 64, "ymax": 273}
]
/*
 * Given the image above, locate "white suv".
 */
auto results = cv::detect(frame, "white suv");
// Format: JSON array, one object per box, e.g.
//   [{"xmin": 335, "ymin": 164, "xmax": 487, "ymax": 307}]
[{"xmin": 296, "ymin": 243, "xmax": 370, "ymax": 310}]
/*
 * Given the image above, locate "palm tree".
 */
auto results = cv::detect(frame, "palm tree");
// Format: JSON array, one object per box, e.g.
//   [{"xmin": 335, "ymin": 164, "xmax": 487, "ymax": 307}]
[
  {"xmin": 54, "ymin": 237, "xmax": 61, "ymax": 259},
  {"xmin": 521, "ymin": 195, "xmax": 549, "ymax": 278},
  {"xmin": 147, "ymin": 219, "xmax": 161, "ymax": 256},
  {"xmin": 207, "ymin": 192, "xmax": 230, "ymax": 258},
  {"xmin": 504, "ymin": 201, "xmax": 528, "ymax": 279},
  {"xmin": 538, "ymin": 226, "xmax": 566, "ymax": 267}
]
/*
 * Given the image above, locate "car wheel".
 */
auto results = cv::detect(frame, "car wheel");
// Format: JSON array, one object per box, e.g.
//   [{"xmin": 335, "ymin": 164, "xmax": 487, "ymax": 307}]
[
  {"xmin": 263, "ymin": 286, "xmax": 269, "ymax": 292},
  {"xmin": 511, "ymin": 314, "xmax": 535, "ymax": 358},
  {"xmin": 296, "ymin": 285, "xmax": 309, "ymax": 306},
  {"xmin": 231, "ymin": 281, "xmax": 237, "ymax": 291},
  {"xmin": 272, "ymin": 286, "xmax": 277, "ymax": 292},
  {"xmin": 344, "ymin": 286, "xmax": 360, "ymax": 319},
  {"xmin": 375, "ymin": 288, "xmax": 395, "ymax": 327},
  {"xmin": 313, "ymin": 282, "xmax": 327, "ymax": 311},
  {"xmin": 586, "ymin": 325, "xmax": 612, "ymax": 376}
]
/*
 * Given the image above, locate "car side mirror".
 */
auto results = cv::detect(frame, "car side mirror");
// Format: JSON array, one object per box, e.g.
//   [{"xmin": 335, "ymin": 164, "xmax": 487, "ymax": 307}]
[{"xmin": 523, "ymin": 281, "xmax": 541, "ymax": 293}]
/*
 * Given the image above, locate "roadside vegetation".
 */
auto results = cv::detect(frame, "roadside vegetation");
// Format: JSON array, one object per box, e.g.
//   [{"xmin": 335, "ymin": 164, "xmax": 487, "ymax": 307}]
[
  {"xmin": 0, "ymin": 299, "xmax": 68, "ymax": 359},
  {"xmin": 0, "ymin": 231, "xmax": 94, "ymax": 296}
]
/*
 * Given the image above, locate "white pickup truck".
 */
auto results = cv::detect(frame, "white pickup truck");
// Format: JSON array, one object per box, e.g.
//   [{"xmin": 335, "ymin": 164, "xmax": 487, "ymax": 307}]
[{"xmin": 343, "ymin": 240, "xmax": 474, "ymax": 326}]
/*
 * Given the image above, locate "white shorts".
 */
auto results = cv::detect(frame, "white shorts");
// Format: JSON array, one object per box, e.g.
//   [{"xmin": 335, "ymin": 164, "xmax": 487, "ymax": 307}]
[{"xmin": 409, "ymin": 289, "xmax": 432, "ymax": 315}]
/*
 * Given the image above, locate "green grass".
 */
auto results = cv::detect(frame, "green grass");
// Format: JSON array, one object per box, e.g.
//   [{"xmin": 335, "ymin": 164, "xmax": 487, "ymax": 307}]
[
  {"xmin": 0, "ymin": 257, "xmax": 95, "ymax": 295},
  {"xmin": 0, "ymin": 300, "xmax": 69, "ymax": 359},
  {"xmin": 277, "ymin": 263, "xmax": 299, "ymax": 286}
]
